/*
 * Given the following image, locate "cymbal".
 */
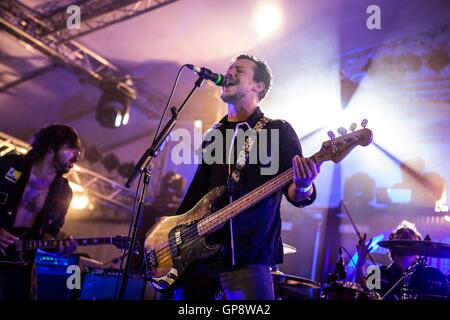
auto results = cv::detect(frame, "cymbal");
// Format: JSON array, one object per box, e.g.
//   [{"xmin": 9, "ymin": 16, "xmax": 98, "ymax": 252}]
[
  {"xmin": 283, "ymin": 243, "xmax": 297, "ymax": 255},
  {"xmin": 271, "ymin": 271, "xmax": 321, "ymax": 289},
  {"xmin": 378, "ymin": 240, "xmax": 450, "ymax": 259}
]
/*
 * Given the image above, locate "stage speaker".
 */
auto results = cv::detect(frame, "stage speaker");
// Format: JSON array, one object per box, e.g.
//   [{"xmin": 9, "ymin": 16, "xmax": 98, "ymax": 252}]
[
  {"xmin": 35, "ymin": 252, "xmax": 80, "ymax": 300},
  {"xmin": 80, "ymin": 269, "xmax": 145, "ymax": 300}
]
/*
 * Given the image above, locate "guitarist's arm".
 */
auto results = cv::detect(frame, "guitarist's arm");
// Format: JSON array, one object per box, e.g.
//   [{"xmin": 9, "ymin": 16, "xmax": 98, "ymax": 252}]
[{"xmin": 277, "ymin": 121, "xmax": 318, "ymax": 207}]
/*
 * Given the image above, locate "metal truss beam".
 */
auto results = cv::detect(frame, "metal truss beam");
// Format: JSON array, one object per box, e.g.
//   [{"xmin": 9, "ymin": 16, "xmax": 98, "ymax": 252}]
[
  {"xmin": 40, "ymin": 0, "xmax": 179, "ymax": 42},
  {"xmin": 0, "ymin": 0, "xmax": 177, "ymax": 116},
  {"xmin": 0, "ymin": 0, "xmax": 136, "ymax": 99}
]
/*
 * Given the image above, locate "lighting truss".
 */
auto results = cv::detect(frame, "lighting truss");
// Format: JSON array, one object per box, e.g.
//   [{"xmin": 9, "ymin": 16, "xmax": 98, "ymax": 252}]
[
  {"xmin": 38, "ymin": 0, "xmax": 179, "ymax": 42},
  {"xmin": 0, "ymin": 0, "xmax": 144, "ymax": 99}
]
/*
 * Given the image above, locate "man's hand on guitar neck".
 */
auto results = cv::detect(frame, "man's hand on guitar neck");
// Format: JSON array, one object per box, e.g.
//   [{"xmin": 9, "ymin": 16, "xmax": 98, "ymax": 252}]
[
  {"xmin": 0, "ymin": 228, "xmax": 19, "ymax": 257},
  {"xmin": 43, "ymin": 233, "xmax": 77, "ymax": 255},
  {"xmin": 288, "ymin": 155, "xmax": 320, "ymax": 202}
]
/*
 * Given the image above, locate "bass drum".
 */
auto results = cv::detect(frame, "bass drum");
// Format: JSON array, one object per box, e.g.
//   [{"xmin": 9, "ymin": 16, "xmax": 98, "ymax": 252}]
[
  {"xmin": 320, "ymin": 281, "xmax": 369, "ymax": 300},
  {"xmin": 402, "ymin": 266, "xmax": 450, "ymax": 300}
]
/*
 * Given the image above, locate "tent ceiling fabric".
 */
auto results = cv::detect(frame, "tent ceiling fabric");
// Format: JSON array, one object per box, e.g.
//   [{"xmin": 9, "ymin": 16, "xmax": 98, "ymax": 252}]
[{"xmin": 1, "ymin": 0, "xmax": 449, "ymax": 162}]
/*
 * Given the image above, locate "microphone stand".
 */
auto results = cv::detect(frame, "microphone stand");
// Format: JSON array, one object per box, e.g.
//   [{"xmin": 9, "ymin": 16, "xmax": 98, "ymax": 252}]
[{"xmin": 118, "ymin": 75, "xmax": 205, "ymax": 300}]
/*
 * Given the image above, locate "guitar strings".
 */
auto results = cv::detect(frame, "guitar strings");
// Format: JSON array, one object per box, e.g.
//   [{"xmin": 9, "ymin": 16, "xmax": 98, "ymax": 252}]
[
  {"xmin": 149, "ymin": 152, "xmax": 328, "ymax": 265},
  {"xmin": 152, "ymin": 173, "xmax": 290, "ymax": 265},
  {"xmin": 150, "ymin": 169, "xmax": 293, "ymax": 264},
  {"xmin": 148, "ymin": 149, "xmax": 330, "ymax": 266},
  {"xmin": 149, "ymin": 152, "xmax": 327, "ymax": 264},
  {"xmin": 150, "ymin": 148, "xmax": 328, "ymax": 258}
]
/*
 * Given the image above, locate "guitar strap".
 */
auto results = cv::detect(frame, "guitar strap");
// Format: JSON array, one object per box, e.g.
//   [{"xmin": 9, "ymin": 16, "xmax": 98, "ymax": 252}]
[{"xmin": 227, "ymin": 116, "xmax": 271, "ymax": 195}]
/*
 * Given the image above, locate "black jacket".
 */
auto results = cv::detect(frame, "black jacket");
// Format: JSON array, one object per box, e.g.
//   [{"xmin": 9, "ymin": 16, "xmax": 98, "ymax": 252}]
[
  {"xmin": 176, "ymin": 108, "xmax": 316, "ymax": 267},
  {"xmin": 0, "ymin": 154, "xmax": 72, "ymax": 238}
]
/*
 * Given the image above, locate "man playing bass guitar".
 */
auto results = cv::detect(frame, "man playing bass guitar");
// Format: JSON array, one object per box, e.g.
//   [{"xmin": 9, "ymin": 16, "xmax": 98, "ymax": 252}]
[{"xmin": 172, "ymin": 54, "xmax": 319, "ymax": 300}]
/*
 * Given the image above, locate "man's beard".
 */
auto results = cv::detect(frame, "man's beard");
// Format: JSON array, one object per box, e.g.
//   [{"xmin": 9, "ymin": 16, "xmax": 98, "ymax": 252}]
[
  {"xmin": 220, "ymin": 92, "xmax": 237, "ymax": 104},
  {"xmin": 53, "ymin": 153, "xmax": 72, "ymax": 174},
  {"xmin": 220, "ymin": 90, "xmax": 244, "ymax": 104}
]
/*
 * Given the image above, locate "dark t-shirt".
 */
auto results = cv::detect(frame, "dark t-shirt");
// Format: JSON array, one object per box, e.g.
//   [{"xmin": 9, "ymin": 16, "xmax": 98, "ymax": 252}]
[{"xmin": 176, "ymin": 107, "xmax": 316, "ymax": 267}]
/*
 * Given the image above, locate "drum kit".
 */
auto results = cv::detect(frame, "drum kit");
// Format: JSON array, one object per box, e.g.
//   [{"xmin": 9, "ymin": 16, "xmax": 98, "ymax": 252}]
[
  {"xmin": 321, "ymin": 237, "xmax": 450, "ymax": 300},
  {"xmin": 275, "ymin": 238, "xmax": 450, "ymax": 300}
]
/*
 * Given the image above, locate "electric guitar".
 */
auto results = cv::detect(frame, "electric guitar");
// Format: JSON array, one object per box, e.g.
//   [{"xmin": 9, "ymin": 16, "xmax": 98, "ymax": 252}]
[
  {"xmin": 144, "ymin": 122, "xmax": 373, "ymax": 291},
  {"xmin": 0, "ymin": 227, "xmax": 129, "ymax": 266}
]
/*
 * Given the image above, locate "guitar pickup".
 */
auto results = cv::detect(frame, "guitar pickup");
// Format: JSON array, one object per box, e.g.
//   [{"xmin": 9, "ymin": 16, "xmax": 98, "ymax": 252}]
[
  {"xmin": 172, "ymin": 229, "xmax": 184, "ymax": 256},
  {"xmin": 175, "ymin": 230, "xmax": 182, "ymax": 245}
]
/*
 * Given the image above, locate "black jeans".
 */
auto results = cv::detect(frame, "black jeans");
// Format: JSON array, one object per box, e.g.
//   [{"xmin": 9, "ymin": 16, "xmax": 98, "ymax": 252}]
[{"xmin": 174, "ymin": 262, "xmax": 274, "ymax": 300}]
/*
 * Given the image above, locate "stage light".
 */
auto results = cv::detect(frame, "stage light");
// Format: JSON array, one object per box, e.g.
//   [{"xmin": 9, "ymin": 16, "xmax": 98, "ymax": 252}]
[
  {"xmin": 122, "ymin": 112, "xmax": 130, "ymax": 125},
  {"xmin": 71, "ymin": 194, "xmax": 89, "ymax": 210},
  {"xmin": 84, "ymin": 145, "xmax": 102, "ymax": 163},
  {"xmin": 194, "ymin": 120, "xmax": 202, "ymax": 129},
  {"xmin": 101, "ymin": 153, "xmax": 120, "ymax": 172},
  {"xmin": 118, "ymin": 162, "xmax": 135, "ymax": 178},
  {"xmin": 68, "ymin": 181, "xmax": 84, "ymax": 193},
  {"xmin": 344, "ymin": 172, "xmax": 376, "ymax": 206},
  {"xmin": 96, "ymin": 91, "xmax": 130, "ymax": 128},
  {"xmin": 96, "ymin": 79, "xmax": 133, "ymax": 129},
  {"xmin": 17, "ymin": 147, "xmax": 29, "ymax": 155},
  {"xmin": 253, "ymin": 2, "xmax": 283, "ymax": 38}
]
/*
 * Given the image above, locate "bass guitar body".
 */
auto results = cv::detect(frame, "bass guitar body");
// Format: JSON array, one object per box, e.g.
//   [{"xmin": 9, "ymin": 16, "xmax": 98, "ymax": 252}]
[{"xmin": 144, "ymin": 185, "xmax": 227, "ymax": 291}]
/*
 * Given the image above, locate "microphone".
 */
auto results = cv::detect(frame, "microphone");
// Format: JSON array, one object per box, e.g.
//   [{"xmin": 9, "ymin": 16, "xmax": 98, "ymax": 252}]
[
  {"xmin": 335, "ymin": 247, "xmax": 347, "ymax": 280},
  {"xmin": 187, "ymin": 64, "xmax": 236, "ymax": 86}
]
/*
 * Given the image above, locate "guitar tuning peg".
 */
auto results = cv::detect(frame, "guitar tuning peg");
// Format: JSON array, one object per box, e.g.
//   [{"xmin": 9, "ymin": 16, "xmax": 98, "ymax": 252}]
[
  {"xmin": 327, "ymin": 131, "xmax": 336, "ymax": 140},
  {"xmin": 337, "ymin": 127, "xmax": 347, "ymax": 136},
  {"xmin": 361, "ymin": 119, "xmax": 368, "ymax": 128},
  {"xmin": 349, "ymin": 123, "xmax": 357, "ymax": 132}
]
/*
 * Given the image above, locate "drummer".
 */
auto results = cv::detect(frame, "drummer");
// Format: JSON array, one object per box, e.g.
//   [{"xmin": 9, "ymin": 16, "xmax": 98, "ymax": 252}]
[{"xmin": 355, "ymin": 226, "xmax": 422, "ymax": 300}]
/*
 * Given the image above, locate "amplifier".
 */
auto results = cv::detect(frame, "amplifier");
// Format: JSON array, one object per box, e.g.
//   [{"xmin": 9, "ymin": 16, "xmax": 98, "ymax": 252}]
[
  {"xmin": 80, "ymin": 268, "xmax": 146, "ymax": 300},
  {"xmin": 35, "ymin": 250, "xmax": 81, "ymax": 300},
  {"xmin": 35, "ymin": 251, "xmax": 146, "ymax": 300}
]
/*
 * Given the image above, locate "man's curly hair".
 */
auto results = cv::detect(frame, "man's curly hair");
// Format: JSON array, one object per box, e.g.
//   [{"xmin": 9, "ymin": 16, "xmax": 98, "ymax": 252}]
[{"xmin": 27, "ymin": 124, "xmax": 81, "ymax": 162}]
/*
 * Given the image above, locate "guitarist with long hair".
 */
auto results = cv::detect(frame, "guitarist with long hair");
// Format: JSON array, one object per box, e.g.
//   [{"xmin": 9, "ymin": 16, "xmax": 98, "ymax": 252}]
[
  {"xmin": 172, "ymin": 54, "xmax": 319, "ymax": 300},
  {"xmin": 0, "ymin": 124, "xmax": 81, "ymax": 300}
]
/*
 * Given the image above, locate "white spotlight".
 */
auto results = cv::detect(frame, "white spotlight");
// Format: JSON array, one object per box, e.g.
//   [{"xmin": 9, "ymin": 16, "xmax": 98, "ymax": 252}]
[
  {"xmin": 68, "ymin": 181, "xmax": 84, "ymax": 192},
  {"xmin": 122, "ymin": 112, "xmax": 130, "ymax": 126},
  {"xmin": 115, "ymin": 114, "xmax": 123, "ymax": 127},
  {"xmin": 194, "ymin": 120, "xmax": 202, "ymax": 129},
  {"xmin": 71, "ymin": 194, "xmax": 90, "ymax": 210},
  {"xmin": 253, "ymin": 2, "xmax": 283, "ymax": 38}
]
